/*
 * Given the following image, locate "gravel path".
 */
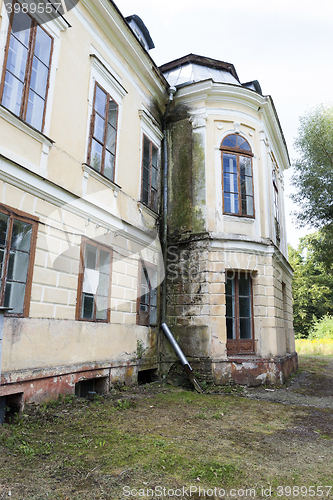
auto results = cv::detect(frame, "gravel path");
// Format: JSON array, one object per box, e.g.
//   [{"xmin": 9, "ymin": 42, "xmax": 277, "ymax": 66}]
[{"xmin": 243, "ymin": 355, "xmax": 333, "ymax": 409}]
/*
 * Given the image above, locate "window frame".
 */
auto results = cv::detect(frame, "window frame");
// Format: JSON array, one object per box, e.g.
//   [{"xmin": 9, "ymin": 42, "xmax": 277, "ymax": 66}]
[
  {"xmin": 86, "ymin": 81, "xmax": 118, "ymax": 182},
  {"xmin": 0, "ymin": 203, "xmax": 38, "ymax": 318},
  {"xmin": 136, "ymin": 260, "xmax": 158, "ymax": 327},
  {"xmin": 220, "ymin": 134, "xmax": 255, "ymax": 218},
  {"xmin": 225, "ymin": 271, "xmax": 255, "ymax": 355},
  {"xmin": 0, "ymin": 0, "xmax": 54, "ymax": 133},
  {"xmin": 272, "ymin": 169, "xmax": 280, "ymax": 243},
  {"xmin": 76, "ymin": 237, "xmax": 113, "ymax": 323},
  {"xmin": 140, "ymin": 134, "xmax": 159, "ymax": 213}
]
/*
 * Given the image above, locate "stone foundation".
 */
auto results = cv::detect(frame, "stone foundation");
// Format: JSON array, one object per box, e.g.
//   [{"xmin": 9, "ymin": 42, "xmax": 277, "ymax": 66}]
[{"xmin": 212, "ymin": 352, "xmax": 298, "ymax": 386}]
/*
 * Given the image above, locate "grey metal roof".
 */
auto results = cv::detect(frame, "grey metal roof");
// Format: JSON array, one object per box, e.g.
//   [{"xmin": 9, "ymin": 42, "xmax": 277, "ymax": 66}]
[{"xmin": 162, "ymin": 62, "xmax": 241, "ymax": 88}]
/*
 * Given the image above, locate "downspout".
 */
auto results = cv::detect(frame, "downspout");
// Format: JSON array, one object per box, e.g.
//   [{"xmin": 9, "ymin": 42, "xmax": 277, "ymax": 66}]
[
  {"xmin": 0, "ymin": 307, "xmax": 11, "ymax": 424},
  {"xmin": 161, "ymin": 86, "xmax": 176, "ymax": 323},
  {"xmin": 161, "ymin": 323, "xmax": 203, "ymax": 393}
]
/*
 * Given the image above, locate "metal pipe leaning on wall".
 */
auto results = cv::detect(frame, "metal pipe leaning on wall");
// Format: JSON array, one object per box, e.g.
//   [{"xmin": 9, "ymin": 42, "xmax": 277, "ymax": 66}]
[{"xmin": 161, "ymin": 323, "xmax": 203, "ymax": 393}]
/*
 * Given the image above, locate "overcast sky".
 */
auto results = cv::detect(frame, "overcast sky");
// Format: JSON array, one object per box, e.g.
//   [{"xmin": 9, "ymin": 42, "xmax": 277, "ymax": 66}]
[{"xmin": 116, "ymin": 0, "xmax": 333, "ymax": 248}]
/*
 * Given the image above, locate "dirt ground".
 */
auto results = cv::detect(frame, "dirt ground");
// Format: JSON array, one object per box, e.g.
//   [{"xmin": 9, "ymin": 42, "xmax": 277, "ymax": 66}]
[{"xmin": 0, "ymin": 355, "xmax": 332, "ymax": 500}]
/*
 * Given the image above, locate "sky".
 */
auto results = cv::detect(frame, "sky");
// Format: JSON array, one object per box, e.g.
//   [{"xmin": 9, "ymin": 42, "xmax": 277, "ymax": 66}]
[{"xmin": 115, "ymin": 0, "xmax": 333, "ymax": 248}]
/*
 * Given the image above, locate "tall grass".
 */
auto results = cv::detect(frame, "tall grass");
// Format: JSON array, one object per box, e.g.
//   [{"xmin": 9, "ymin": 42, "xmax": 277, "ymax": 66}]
[
  {"xmin": 296, "ymin": 338, "xmax": 333, "ymax": 355},
  {"xmin": 296, "ymin": 315, "xmax": 333, "ymax": 355}
]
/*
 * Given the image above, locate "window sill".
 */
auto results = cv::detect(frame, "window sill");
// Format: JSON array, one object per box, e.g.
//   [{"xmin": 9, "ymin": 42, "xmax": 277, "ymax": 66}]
[
  {"xmin": 223, "ymin": 214, "xmax": 255, "ymax": 223},
  {"xmin": 138, "ymin": 201, "xmax": 159, "ymax": 219},
  {"xmin": 82, "ymin": 163, "xmax": 121, "ymax": 195},
  {"xmin": 0, "ymin": 105, "xmax": 54, "ymax": 147}
]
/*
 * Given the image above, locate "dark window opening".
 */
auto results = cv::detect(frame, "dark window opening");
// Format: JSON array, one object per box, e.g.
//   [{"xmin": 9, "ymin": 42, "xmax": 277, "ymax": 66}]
[
  {"xmin": 226, "ymin": 271, "xmax": 255, "ymax": 355},
  {"xmin": 75, "ymin": 377, "xmax": 108, "ymax": 398},
  {"xmin": 0, "ymin": 393, "xmax": 23, "ymax": 424},
  {"xmin": 138, "ymin": 368, "xmax": 158, "ymax": 385}
]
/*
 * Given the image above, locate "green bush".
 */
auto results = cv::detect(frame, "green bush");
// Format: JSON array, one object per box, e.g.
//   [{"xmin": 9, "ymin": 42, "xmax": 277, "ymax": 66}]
[{"xmin": 309, "ymin": 315, "xmax": 333, "ymax": 340}]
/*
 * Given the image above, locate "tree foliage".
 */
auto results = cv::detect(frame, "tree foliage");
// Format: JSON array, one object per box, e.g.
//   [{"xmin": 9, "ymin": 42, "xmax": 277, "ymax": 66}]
[
  {"xmin": 292, "ymin": 105, "xmax": 333, "ymax": 228},
  {"xmin": 288, "ymin": 232, "xmax": 333, "ymax": 338}
]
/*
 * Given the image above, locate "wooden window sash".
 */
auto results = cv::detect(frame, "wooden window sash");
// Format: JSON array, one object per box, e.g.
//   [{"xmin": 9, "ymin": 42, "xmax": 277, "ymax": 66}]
[
  {"xmin": 0, "ymin": 206, "xmax": 38, "ymax": 318},
  {"xmin": 76, "ymin": 237, "xmax": 113, "ymax": 323},
  {"xmin": 273, "ymin": 170, "xmax": 280, "ymax": 242},
  {"xmin": 226, "ymin": 272, "xmax": 255, "ymax": 355},
  {"xmin": 0, "ymin": 2, "xmax": 53, "ymax": 133},
  {"xmin": 221, "ymin": 135, "xmax": 255, "ymax": 218},
  {"xmin": 141, "ymin": 134, "xmax": 159, "ymax": 213},
  {"xmin": 136, "ymin": 260, "xmax": 158, "ymax": 326},
  {"xmin": 87, "ymin": 82, "xmax": 118, "ymax": 182}
]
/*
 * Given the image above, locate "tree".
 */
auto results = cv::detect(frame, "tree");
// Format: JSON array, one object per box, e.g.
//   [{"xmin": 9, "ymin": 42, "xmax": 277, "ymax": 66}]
[
  {"xmin": 288, "ymin": 234, "xmax": 333, "ymax": 338},
  {"xmin": 292, "ymin": 105, "xmax": 333, "ymax": 229}
]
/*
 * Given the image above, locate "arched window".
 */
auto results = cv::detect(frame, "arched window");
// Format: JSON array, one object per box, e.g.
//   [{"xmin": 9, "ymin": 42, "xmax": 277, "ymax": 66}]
[{"xmin": 221, "ymin": 134, "xmax": 254, "ymax": 217}]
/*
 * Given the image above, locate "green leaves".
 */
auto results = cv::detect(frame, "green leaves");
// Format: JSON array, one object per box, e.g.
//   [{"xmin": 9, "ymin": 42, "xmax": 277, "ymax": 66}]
[
  {"xmin": 292, "ymin": 105, "xmax": 333, "ymax": 228},
  {"xmin": 289, "ymin": 232, "xmax": 333, "ymax": 337}
]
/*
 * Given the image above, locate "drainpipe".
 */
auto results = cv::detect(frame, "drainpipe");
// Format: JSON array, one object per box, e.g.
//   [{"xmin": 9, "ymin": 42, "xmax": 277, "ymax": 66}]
[
  {"xmin": 161, "ymin": 323, "xmax": 203, "ymax": 393},
  {"xmin": 0, "ymin": 307, "xmax": 11, "ymax": 424},
  {"xmin": 161, "ymin": 86, "xmax": 176, "ymax": 323},
  {"xmin": 0, "ymin": 307, "xmax": 11, "ymax": 387}
]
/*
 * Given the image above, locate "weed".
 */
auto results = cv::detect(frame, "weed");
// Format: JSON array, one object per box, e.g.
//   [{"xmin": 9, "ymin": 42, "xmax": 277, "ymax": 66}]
[
  {"xmin": 19, "ymin": 441, "xmax": 35, "ymax": 456},
  {"xmin": 191, "ymin": 460, "xmax": 237, "ymax": 484},
  {"xmin": 153, "ymin": 438, "xmax": 167, "ymax": 448},
  {"xmin": 115, "ymin": 399, "xmax": 135, "ymax": 410},
  {"xmin": 136, "ymin": 339, "xmax": 147, "ymax": 359},
  {"xmin": 194, "ymin": 412, "xmax": 207, "ymax": 419}
]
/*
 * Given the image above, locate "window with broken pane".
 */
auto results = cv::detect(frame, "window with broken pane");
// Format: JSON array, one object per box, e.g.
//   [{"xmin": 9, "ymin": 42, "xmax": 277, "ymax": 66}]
[
  {"xmin": 0, "ymin": 207, "xmax": 37, "ymax": 316},
  {"xmin": 221, "ymin": 134, "xmax": 254, "ymax": 217},
  {"xmin": 87, "ymin": 82, "xmax": 118, "ymax": 181},
  {"xmin": 77, "ymin": 239, "xmax": 112, "ymax": 322},
  {"xmin": 0, "ymin": 6, "xmax": 53, "ymax": 132},
  {"xmin": 137, "ymin": 262, "xmax": 158, "ymax": 326}
]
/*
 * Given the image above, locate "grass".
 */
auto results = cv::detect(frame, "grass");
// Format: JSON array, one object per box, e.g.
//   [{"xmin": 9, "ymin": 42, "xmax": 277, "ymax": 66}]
[
  {"xmin": 0, "ymin": 358, "xmax": 332, "ymax": 499},
  {"xmin": 295, "ymin": 338, "xmax": 333, "ymax": 355}
]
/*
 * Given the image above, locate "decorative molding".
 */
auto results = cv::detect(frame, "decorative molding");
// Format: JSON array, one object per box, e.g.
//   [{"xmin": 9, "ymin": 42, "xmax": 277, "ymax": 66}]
[
  {"xmin": 233, "ymin": 121, "xmax": 241, "ymax": 134},
  {"xmin": 0, "ymin": 156, "xmax": 160, "ymax": 251},
  {"xmin": 82, "ymin": 164, "xmax": 121, "ymax": 195},
  {"xmin": 90, "ymin": 53, "xmax": 128, "ymax": 99},
  {"xmin": 190, "ymin": 113, "xmax": 207, "ymax": 129},
  {"xmin": 139, "ymin": 109, "xmax": 163, "ymax": 141},
  {"xmin": 138, "ymin": 201, "xmax": 159, "ymax": 220}
]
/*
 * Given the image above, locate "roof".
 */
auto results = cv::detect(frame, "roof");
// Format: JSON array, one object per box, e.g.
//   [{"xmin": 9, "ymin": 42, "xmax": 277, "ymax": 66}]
[{"xmin": 159, "ymin": 54, "xmax": 240, "ymax": 81}]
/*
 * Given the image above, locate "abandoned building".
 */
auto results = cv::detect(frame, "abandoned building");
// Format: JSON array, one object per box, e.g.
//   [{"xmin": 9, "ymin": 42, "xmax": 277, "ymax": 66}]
[{"xmin": 0, "ymin": 0, "xmax": 297, "ymax": 418}]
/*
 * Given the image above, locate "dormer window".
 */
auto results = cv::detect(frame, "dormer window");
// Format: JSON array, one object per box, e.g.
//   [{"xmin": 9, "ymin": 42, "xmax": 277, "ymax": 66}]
[{"xmin": 221, "ymin": 134, "xmax": 254, "ymax": 217}]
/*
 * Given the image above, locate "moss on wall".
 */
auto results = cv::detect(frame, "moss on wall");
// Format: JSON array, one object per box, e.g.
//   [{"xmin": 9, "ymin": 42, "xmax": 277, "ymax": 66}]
[{"xmin": 167, "ymin": 112, "xmax": 206, "ymax": 237}]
